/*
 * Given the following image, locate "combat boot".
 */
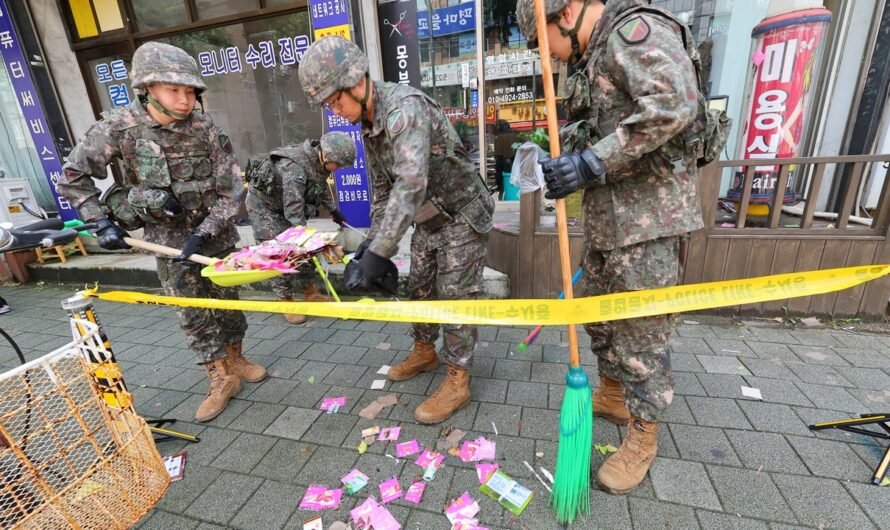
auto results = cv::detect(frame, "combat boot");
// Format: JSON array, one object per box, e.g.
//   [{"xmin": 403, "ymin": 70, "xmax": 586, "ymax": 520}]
[
  {"xmin": 196, "ymin": 358, "xmax": 241, "ymax": 423},
  {"xmin": 593, "ymin": 375, "xmax": 631, "ymax": 425},
  {"xmin": 415, "ymin": 365, "xmax": 471, "ymax": 424},
  {"xmin": 225, "ymin": 342, "xmax": 268, "ymax": 382},
  {"xmin": 388, "ymin": 341, "xmax": 439, "ymax": 381},
  {"xmin": 597, "ymin": 417, "xmax": 659, "ymax": 494},
  {"xmin": 303, "ymin": 284, "xmax": 332, "ymax": 302},
  {"xmin": 278, "ymin": 296, "xmax": 306, "ymax": 325}
]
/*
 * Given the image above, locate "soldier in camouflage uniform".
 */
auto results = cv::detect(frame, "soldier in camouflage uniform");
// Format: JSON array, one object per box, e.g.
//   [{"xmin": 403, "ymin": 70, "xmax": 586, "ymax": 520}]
[
  {"xmin": 245, "ymin": 132, "xmax": 356, "ymax": 324},
  {"xmin": 517, "ymin": 0, "xmax": 704, "ymax": 494},
  {"xmin": 58, "ymin": 42, "xmax": 268, "ymax": 423},
  {"xmin": 299, "ymin": 36, "xmax": 495, "ymax": 425}
]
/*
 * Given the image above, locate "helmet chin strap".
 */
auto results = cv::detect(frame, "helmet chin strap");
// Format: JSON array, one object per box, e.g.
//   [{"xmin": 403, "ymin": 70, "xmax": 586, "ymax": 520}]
[
  {"xmin": 343, "ymin": 74, "xmax": 371, "ymax": 123},
  {"xmin": 559, "ymin": 0, "xmax": 590, "ymax": 66},
  {"xmin": 146, "ymin": 93, "xmax": 191, "ymax": 120}
]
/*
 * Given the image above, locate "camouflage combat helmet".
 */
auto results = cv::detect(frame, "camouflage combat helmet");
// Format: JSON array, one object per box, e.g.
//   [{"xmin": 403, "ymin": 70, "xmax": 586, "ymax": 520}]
[
  {"xmin": 131, "ymin": 42, "xmax": 206, "ymax": 94},
  {"xmin": 298, "ymin": 36, "xmax": 369, "ymax": 107},
  {"xmin": 319, "ymin": 132, "xmax": 357, "ymax": 169},
  {"xmin": 516, "ymin": 0, "xmax": 597, "ymax": 64}
]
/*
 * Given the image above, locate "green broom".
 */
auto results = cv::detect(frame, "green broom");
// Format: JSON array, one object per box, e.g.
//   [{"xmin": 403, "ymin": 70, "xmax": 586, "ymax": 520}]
[{"xmin": 531, "ymin": 0, "xmax": 593, "ymax": 523}]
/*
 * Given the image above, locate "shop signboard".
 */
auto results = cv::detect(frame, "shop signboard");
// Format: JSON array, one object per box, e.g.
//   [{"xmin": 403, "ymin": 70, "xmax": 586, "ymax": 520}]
[
  {"xmin": 417, "ymin": 3, "xmax": 475, "ymax": 38},
  {"xmin": 421, "ymin": 51, "xmax": 540, "ymax": 87},
  {"xmin": 0, "ymin": 0, "xmax": 77, "ymax": 221},
  {"xmin": 309, "ymin": 0, "xmax": 349, "ymax": 28},
  {"xmin": 378, "ymin": 1, "xmax": 422, "ymax": 88},
  {"xmin": 309, "ymin": 0, "xmax": 371, "ymax": 227}
]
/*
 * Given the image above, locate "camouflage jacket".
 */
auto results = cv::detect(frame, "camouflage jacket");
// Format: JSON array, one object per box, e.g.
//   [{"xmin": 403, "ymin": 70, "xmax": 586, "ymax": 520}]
[
  {"xmin": 363, "ymin": 81, "xmax": 492, "ymax": 258},
  {"xmin": 247, "ymin": 140, "xmax": 336, "ymax": 226},
  {"xmin": 569, "ymin": 0, "xmax": 703, "ymax": 250},
  {"xmin": 59, "ymin": 100, "xmax": 242, "ymax": 254}
]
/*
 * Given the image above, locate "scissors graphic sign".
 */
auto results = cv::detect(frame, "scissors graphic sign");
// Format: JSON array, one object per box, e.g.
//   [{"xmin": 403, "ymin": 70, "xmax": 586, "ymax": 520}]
[{"xmin": 383, "ymin": 10, "xmax": 406, "ymax": 37}]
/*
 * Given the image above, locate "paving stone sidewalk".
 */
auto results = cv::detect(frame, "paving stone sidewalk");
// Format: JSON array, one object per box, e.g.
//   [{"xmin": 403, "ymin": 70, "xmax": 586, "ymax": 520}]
[{"xmin": 1, "ymin": 284, "xmax": 889, "ymax": 529}]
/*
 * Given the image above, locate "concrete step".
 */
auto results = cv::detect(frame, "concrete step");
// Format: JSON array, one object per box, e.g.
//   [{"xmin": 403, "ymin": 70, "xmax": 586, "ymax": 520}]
[{"xmin": 27, "ymin": 223, "xmax": 510, "ymax": 299}]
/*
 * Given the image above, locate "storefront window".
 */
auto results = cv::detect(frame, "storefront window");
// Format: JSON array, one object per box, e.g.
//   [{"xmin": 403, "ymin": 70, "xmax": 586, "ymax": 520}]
[
  {"xmin": 414, "ymin": 1, "xmax": 482, "ymax": 159},
  {"xmin": 85, "ymin": 54, "xmax": 133, "ymax": 111},
  {"xmin": 66, "ymin": 0, "xmax": 125, "ymax": 39},
  {"xmin": 150, "ymin": 11, "xmax": 323, "ymax": 165},
  {"xmin": 0, "ymin": 65, "xmax": 57, "ymax": 211},
  {"xmin": 93, "ymin": 0, "xmax": 125, "ymax": 32},
  {"xmin": 195, "ymin": 0, "xmax": 259, "ymax": 21},
  {"xmin": 132, "ymin": 0, "xmax": 189, "ymax": 32},
  {"xmin": 481, "ymin": 2, "xmax": 567, "ymax": 212}
]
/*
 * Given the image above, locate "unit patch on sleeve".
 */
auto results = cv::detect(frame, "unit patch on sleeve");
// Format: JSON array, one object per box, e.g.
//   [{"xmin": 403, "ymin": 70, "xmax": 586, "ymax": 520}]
[
  {"xmin": 617, "ymin": 16, "xmax": 650, "ymax": 44},
  {"xmin": 387, "ymin": 109, "xmax": 406, "ymax": 136},
  {"xmin": 219, "ymin": 134, "xmax": 233, "ymax": 153}
]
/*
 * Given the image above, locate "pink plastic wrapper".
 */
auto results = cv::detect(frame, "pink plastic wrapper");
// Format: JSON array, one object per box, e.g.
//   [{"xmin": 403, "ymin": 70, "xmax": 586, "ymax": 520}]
[
  {"xmin": 458, "ymin": 437, "xmax": 496, "ymax": 462},
  {"xmin": 395, "ymin": 439, "xmax": 421, "ymax": 458},
  {"xmin": 415, "ymin": 450, "xmax": 445, "ymax": 469},
  {"xmin": 320, "ymin": 396, "xmax": 347, "ymax": 412},
  {"xmin": 378, "ymin": 426, "xmax": 401, "ymax": 441},
  {"xmin": 340, "ymin": 468, "xmax": 369, "ymax": 494},
  {"xmin": 379, "ymin": 476, "xmax": 403, "ymax": 504},
  {"xmin": 298, "ymin": 485, "xmax": 342, "ymax": 511},
  {"xmin": 350, "ymin": 497, "xmax": 380, "ymax": 529},
  {"xmin": 445, "ymin": 492, "xmax": 481, "ymax": 526},
  {"xmin": 369, "ymin": 505, "xmax": 402, "ymax": 530},
  {"xmin": 475, "ymin": 463, "xmax": 499, "ymax": 484},
  {"xmin": 404, "ymin": 481, "xmax": 426, "ymax": 505}
]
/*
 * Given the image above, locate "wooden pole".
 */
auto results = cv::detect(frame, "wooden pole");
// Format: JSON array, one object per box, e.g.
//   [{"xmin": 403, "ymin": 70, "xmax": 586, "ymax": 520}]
[
  {"xmin": 122, "ymin": 237, "xmax": 215, "ymax": 265},
  {"xmin": 532, "ymin": 0, "xmax": 580, "ymax": 368}
]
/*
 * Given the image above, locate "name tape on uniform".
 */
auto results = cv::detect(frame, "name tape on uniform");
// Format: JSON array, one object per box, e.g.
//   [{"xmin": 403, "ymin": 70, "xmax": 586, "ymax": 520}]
[{"xmin": 85, "ymin": 264, "xmax": 890, "ymax": 325}]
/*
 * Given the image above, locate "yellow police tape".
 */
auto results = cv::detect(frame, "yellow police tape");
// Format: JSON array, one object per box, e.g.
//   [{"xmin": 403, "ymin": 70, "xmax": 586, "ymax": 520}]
[{"xmin": 84, "ymin": 264, "xmax": 890, "ymax": 326}]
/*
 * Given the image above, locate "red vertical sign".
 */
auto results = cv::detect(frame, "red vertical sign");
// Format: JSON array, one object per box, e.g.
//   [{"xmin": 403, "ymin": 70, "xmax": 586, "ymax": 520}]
[{"xmin": 731, "ymin": 9, "xmax": 831, "ymax": 206}]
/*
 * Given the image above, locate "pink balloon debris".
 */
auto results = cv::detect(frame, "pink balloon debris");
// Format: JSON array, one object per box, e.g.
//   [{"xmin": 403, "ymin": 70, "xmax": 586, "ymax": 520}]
[
  {"xmin": 213, "ymin": 226, "xmax": 341, "ymax": 273},
  {"xmin": 298, "ymin": 485, "xmax": 343, "ymax": 511}
]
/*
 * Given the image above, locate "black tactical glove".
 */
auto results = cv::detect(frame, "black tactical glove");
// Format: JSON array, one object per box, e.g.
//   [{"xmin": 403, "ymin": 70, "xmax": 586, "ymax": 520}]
[
  {"xmin": 353, "ymin": 239, "xmax": 372, "ymax": 260},
  {"xmin": 358, "ymin": 250, "xmax": 398, "ymax": 293},
  {"xmin": 542, "ymin": 148, "xmax": 606, "ymax": 200},
  {"xmin": 331, "ymin": 209, "xmax": 346, "ymax": 227},
  {"xmin": 93, "ymin": 218, "xmax": 131, "ymax": 250},
  {"xmin": 175, "ymin": 231, "xmax": 209, "ymax": 263}
]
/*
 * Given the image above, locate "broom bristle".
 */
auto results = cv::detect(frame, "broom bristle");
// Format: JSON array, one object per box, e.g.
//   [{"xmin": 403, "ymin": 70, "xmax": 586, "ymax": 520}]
[{"xmin": 550, "ymin": 366, "xmax": 593, "ymax": 524}]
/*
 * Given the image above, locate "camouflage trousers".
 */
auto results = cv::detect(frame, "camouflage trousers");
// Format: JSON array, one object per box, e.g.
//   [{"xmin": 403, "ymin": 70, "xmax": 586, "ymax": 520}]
[
  {"xmin": 156, "ymin": 250, "xmax": 248, "ymax": 363},
  {"xmin": 583, "ymin": 236, "xmax": 681, "ymax": 422},
  {"xmin": 409, "ymin": 221, "xmax": 487, "ymax": 369}
]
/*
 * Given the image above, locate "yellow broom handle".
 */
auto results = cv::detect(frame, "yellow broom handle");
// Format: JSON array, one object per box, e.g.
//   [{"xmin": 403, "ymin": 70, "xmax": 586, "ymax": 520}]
[
  {"xmin": 122, "ymin": 237, "xmax": 215, "ymax": 266},
  {"xmin": 312, "ymin": 256, "xmax": 341, "ymax": 302},
  {"xmin": 533, "ymin": 0, "xmax": 581, "ymax": 369}
]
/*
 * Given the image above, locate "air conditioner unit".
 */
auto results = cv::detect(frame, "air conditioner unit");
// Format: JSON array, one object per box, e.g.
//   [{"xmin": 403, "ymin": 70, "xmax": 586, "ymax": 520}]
[{"xmin": 0, "ymin": 178, "xmax": 42, "ymax": 227}]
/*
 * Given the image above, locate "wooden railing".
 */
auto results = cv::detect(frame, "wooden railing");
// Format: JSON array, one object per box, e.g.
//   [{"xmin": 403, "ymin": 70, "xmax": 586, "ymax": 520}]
[
  {"xmin": 688, "ymin": 154, "xmax": 890, "ymax": 317},
  {"xmin": 699, "ymin": 154, "xmax": 890, "ymax": 236},
  {"xmin": 490, "ymin": 154, "xmax": 890, "ymax": 315}
]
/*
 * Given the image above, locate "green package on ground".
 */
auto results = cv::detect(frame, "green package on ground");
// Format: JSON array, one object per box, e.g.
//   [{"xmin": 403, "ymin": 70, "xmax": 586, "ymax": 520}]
[{"xmin": 480, "ymin": 470, "xmax": 535, "ymax": 516}]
